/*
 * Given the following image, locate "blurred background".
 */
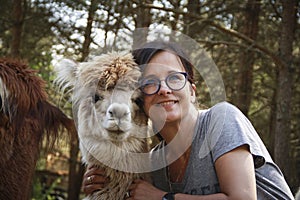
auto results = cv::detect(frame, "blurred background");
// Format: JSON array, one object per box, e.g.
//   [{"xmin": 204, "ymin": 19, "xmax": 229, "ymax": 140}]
[{"xmin": 0, "ymin": 0, "xmax": 299, "ymax": 199}]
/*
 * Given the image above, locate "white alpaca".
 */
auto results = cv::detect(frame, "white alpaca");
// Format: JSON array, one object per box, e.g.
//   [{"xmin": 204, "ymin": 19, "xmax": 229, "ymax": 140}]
[{"xmin": 55, "ymin": 52, "xmax": 149, "ymax": 200}]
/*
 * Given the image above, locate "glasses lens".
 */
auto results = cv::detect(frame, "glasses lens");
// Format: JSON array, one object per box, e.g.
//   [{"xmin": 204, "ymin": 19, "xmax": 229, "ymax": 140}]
[
  {"xmin": 166, "ymin": 72, "xmax": 187, "ymax": 90},
  {"xmin": 140, "ymin": 78, "xmax": 159, "ymax": 95},
  {"xmin": 140, "ymin": 72, "xmax": 187, "ymax": 95}
]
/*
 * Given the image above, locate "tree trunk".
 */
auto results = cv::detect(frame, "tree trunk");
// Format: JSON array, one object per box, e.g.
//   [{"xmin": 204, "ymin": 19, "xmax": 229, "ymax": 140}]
[
  {"xmin": 274, "ymin": 0, "xmax": 297, "ymax": 184},
  {"xmin": 80, "ymin": 0, "xmax": 97, "ymax": 62},
  {"xmin": 10, "ymin": 0, "xmax": 23, "ymax": 58},
  {"xmin": 169, "ymin": 1, "xmax": 181, "ymax": 31},
  {"xmin": 183, "ymin": 0, "xmax": 201, "ymax": 38},
  {"xmin": 269, "ymin": 81, "xmax": 277, "ymax": 157},
  {"xmin": 67, "ymin": 132, "xmax": 84, "ymax": 200},
  {"xmin": 236, "ymin": 0, "xmax": 261, "ymax": 116},
  {"xmin": 68, "ymin": 1, "xmax": 98, "ymax": 199},
  {"xmin": 132, "ymin": 0, "xmax": 152, "ymax": 49}
]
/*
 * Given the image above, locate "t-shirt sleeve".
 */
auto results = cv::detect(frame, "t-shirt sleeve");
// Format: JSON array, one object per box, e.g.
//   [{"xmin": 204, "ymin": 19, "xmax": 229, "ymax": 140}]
[{"xmin": 205, "ymin": 102, "xmax": 272, "ymax": 168}]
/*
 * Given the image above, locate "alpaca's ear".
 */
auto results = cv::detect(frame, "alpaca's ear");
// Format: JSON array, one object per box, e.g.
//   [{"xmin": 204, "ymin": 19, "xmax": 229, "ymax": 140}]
[{"xmin": 54, "ymin": 59, "xmax": 78, "ymax": 91}]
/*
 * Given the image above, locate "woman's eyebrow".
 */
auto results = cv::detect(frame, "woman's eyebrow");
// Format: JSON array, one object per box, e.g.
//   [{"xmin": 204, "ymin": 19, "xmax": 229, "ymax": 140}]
[
  {"xmin": 141, "ymin": 74, "xmax": 157, "ymax": 79},
  {"xmin": 142, "ymin": 70, "xmax": 184, "ymax": 78}
]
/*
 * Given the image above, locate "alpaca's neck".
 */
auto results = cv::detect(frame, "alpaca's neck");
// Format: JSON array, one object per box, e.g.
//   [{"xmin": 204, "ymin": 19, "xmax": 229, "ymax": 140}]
[{"xmin": 81, "ymin": 136, "xmax": 147, "ymax": 173}]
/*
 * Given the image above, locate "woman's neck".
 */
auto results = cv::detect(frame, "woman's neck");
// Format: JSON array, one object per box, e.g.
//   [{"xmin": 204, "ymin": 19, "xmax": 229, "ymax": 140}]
[{"xmin": 159, "ymin": 106, "xmax": 199, "ymax": 155}]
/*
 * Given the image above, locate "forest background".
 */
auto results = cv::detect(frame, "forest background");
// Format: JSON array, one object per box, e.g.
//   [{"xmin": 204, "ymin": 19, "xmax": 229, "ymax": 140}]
[{"xmin": 0, "ymin": 0, "xmax": 299, "ymax": 199}]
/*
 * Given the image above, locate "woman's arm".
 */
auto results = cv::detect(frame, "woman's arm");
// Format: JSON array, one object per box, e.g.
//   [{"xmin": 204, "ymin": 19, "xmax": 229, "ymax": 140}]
[
  {"xmin": 214, "ymin": 145, "xmax": 256, "ymax": 200},
  {"xmin": 128, "ymin": 145, "xmax": 256, "ymax": 200}
]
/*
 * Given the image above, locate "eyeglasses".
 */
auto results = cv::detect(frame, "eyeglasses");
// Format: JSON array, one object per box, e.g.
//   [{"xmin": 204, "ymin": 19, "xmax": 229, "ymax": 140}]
[{"xmin": 139, "ymin": 72, "xmax": 188, "ymax": 95}]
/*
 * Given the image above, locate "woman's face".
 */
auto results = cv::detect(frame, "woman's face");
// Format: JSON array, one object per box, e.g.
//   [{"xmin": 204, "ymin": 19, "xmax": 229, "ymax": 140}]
[{"xmin": 141, "ymin": 51, "xmax": 195, "ymax": 125}]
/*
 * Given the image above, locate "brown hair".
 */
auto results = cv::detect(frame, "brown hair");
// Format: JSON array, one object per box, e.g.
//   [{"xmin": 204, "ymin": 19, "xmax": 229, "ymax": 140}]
[{"xmin": 132, "ymin": 41, "xmax": 195, "ymax": 84}]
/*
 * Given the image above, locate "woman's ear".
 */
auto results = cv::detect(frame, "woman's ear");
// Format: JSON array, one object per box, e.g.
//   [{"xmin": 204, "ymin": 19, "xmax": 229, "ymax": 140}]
[
  {"xmin": 191, "ymin": 83, "xmax": 196, "ymax": 95},
  {"xmin": 190, "ymin": 83, "xmax": 196, "ymax": 103}
]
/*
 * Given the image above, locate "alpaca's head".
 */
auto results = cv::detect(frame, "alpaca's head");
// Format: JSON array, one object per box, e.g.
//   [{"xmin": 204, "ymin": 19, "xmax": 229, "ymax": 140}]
[{"xmin": 55, "ymin": 52, "xmax": 148, "ymax": 145}]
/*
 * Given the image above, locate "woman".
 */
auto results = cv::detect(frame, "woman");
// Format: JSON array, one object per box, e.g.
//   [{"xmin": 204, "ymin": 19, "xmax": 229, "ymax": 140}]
[{"xmin": 82, "ymin": 41, "xmax": 294, "ymax": 200}]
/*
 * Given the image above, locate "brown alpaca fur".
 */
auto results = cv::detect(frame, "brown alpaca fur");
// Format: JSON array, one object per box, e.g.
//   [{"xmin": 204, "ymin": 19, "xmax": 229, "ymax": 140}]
[
  {"xmin": 0, "ymin": 58, "xmax": 75, "ymax": 200},
  {"xmin": 55, "ymin": 52, "xmax": 149, "ymax": 200}
]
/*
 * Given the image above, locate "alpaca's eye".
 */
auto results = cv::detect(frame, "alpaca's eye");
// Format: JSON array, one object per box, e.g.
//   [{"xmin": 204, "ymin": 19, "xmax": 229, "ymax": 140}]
[
  {"xmin": 133, "ymin": 97, "xmax": 143, "ymax": 108},
  {"xmin": 93, "ymin": 94, "xmax": 103, "ymax": 103}
]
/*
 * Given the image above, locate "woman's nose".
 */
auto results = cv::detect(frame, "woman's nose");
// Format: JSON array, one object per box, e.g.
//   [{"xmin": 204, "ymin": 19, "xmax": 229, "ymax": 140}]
[{"xmin": 157, "ymin": 81, "xmax": 172, "ymax": 95}]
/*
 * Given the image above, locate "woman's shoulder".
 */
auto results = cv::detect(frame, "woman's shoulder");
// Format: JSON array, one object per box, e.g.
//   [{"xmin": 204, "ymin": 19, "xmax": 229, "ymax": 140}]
[
  {"xmin": 209, "ymin": 101, "xmax": 240, "ymax": 112},
  {"xmin": 201, "ymin": 101, "xmax": 244, "ymax": 122}
]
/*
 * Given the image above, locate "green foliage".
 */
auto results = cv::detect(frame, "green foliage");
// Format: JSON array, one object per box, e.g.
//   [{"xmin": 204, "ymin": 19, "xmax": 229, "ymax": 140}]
[{"xmin": 31, "ymin": 177, "xmax": 64, "ymax": 200}]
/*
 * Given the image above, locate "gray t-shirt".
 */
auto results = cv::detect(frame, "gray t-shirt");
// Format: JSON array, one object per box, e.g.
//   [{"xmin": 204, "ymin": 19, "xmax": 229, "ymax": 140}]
[{"xmin": 150, "ymin": 102, "xmax": 294, "ymax": 200}]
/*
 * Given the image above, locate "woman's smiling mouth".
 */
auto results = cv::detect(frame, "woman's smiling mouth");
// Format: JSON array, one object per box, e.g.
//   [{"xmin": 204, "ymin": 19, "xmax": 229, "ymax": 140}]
[{"xmin": 157, "ymin": 100, "xmax": 178, "ymax": 107}]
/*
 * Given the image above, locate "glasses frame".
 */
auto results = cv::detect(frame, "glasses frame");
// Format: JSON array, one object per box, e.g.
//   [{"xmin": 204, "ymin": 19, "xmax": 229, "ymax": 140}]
[{"xmin": 139, "ymin": 72, "xmax": 188, "ymax": 95}]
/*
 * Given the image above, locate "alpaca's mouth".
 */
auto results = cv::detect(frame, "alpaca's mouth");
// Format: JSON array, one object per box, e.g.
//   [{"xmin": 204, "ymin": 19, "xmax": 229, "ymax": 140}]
[
  {"xmin": 106, "ymin": 126, "xmax": 129, "ymax": 136},
  {"xmin": 106, "ymin": 129, "xmax": 130, "ymax": 142},
  {"xmin": 109, "ymin": 129, "xmax": 125, "ymax": 135}
]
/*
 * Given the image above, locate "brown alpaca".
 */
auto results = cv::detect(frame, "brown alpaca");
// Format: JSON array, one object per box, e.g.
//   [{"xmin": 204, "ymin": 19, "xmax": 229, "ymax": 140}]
[{"xmin": 0, "ymin": 58, "xmax": 75, "ymax": 200}]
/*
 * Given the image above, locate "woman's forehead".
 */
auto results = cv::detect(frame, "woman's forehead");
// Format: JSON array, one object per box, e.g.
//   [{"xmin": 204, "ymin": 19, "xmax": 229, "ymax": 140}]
[{"xmin": 142, "ymin": 51, "xmax": 185, "ymax": 75}]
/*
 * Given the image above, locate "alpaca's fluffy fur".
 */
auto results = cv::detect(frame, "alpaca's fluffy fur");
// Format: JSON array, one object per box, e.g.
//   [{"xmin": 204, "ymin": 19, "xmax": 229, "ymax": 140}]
[
  {"xmin": 0, "ymin": 58, "xmax": 74, "ymax": 199},
  {"xmin": 55, "ymin": 52, "xmax": 149, "ymax": 200}
]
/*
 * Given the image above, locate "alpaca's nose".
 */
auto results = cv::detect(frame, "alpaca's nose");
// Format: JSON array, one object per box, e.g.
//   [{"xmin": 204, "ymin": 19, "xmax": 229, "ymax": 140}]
[{"xmin": 107, "ymin": 103, "xmax": 130, "ymax": 120}]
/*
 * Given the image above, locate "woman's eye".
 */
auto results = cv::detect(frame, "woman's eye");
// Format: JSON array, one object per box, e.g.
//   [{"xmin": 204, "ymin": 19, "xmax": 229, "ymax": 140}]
[
  {"xmin": 144, "ymin": 79, "xmax": 157, "ymax": 86},
  {"xmin": 93, "ymin": 94, "xmax": 103, "ymax": 103},
  {"xmin": 169, "ymin": 74, "xmax": 181, "ymax": 81}
]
